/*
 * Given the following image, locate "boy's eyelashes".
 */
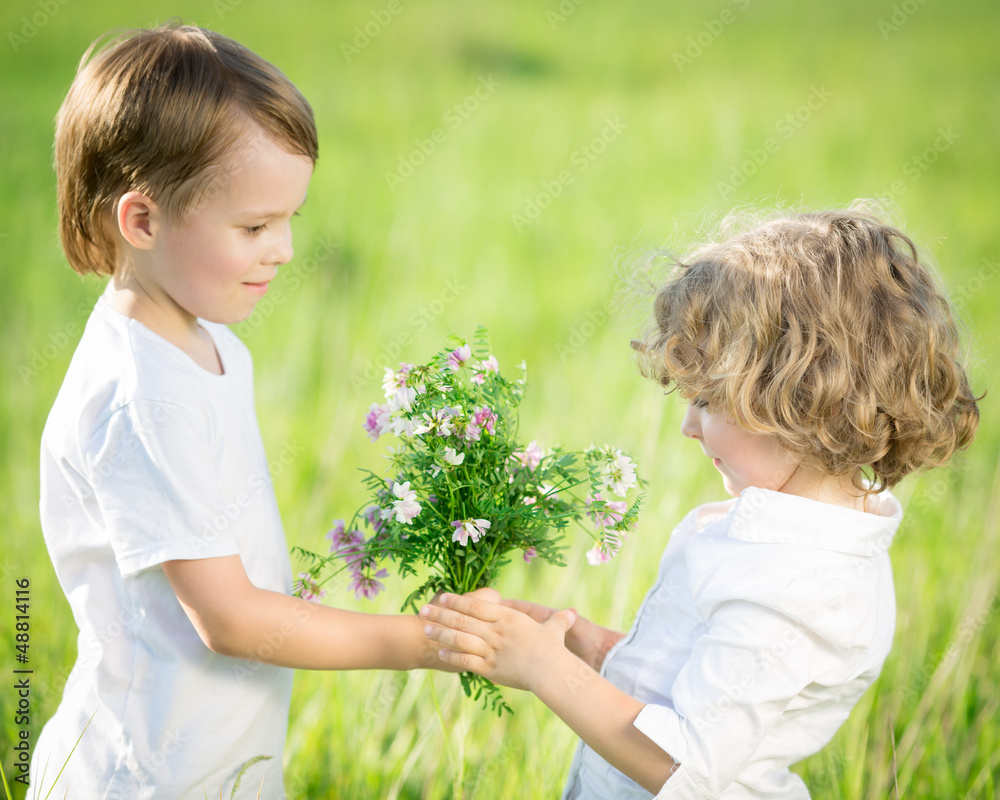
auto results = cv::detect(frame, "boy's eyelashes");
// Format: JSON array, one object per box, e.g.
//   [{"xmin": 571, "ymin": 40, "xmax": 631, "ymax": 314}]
[
  {"xmin": 243, "ymin": 211, "xmax": 301, "ymax": 236},
  {"xmin": 691, "ymin": 397, "xmax": 710, "ymax": 409}
]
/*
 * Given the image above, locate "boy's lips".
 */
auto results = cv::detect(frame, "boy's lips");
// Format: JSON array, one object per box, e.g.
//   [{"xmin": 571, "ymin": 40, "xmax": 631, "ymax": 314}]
[{"xmin": 243, "ymin": 280, "xmax": 270, "ymax": 296}]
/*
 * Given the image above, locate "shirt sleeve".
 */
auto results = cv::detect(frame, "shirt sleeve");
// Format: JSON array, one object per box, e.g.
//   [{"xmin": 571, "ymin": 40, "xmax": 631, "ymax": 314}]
[
  {"xmin": 633, "ymin": 598, "xmax": 844, "ymax": 799},
  {"xmin": 88, "ymin": 398, "xmax": 241, "ymax": 575}
]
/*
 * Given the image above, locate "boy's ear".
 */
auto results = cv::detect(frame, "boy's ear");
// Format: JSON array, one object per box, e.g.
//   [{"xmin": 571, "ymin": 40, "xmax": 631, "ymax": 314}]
[{"xmin": 116, "ymin": 191, "xmax": 160, "ymax": 250}]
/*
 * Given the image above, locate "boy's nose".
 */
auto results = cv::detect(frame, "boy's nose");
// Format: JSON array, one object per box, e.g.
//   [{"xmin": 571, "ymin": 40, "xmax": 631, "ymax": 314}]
[
  {"xmin": 268, "ymin": 223, "xmax": 294, "ymax": 265},
  {"xmin": 680, "ymin": 404, "xmax": 701, "ymax": 439}
]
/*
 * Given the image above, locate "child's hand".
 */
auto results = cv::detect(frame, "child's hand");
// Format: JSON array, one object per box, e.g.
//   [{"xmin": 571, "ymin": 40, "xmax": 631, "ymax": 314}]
[
  {"xmin": 420, "ymin": 593, "xmax": 576, "ymax": 692},
  {"xmin": 421, "ymin": 587, "xmax": 501, "ymax": 672},
  {"xmin": 502, "ymin": 598, "xmax": 624, "ymax": 672},
  {"xmin": 430, "ymin": 586, "xmax": 501, "ymax": 607}
]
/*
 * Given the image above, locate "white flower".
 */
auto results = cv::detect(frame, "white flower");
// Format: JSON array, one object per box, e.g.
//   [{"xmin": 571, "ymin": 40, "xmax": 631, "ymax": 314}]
[
  {"xmin": 387, "ymin": 386, "xmax": 415, "ymax": 415},
  {"xmin": 414, "ymin": 406, "xmax": 457, "ymax": 437},
  {"xmin": 380, "ymin": 481, "xmax": 421, "ymax": 524},
  {"xmin": 442, "ymin": 447, "xmax": 465, "ymax": 466},
  {"xmin": 602, "ymin": 447, "xmax": 637, "ymax": 497},
  {"xmin": 390, "ymin": 416, "xmax": 415, "ymax": 437}
]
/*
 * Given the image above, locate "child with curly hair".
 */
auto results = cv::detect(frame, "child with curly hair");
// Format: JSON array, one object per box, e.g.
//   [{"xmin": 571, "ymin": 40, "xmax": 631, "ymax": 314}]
[{"xmin": 421, "ymin": 206, "xmax": 979, "ymax": 799}]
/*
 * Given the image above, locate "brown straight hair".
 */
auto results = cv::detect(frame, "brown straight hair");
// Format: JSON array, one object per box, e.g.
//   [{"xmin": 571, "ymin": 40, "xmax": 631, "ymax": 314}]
[{"xmin": 55, "ymin": 23, "xmax": 318, "ymax": 276}]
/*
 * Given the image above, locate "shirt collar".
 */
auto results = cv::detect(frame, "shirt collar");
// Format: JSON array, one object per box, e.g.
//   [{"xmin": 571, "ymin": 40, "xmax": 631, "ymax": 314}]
[{"xmin": 725, "ymin": 486, "xmax": 903, "ymax": 556}]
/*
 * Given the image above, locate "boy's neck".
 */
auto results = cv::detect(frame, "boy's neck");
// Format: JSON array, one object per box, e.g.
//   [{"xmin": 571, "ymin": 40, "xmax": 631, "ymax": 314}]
[{"xmin": 106, "ymin": 278, "xmax": 224, "ymax": 375}]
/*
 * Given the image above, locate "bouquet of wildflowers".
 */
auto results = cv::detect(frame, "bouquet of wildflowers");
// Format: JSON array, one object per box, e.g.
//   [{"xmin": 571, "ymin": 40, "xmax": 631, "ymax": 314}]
[{"xmin": 293, "ymin": 328, "xmax": 642, "ymax": 713}]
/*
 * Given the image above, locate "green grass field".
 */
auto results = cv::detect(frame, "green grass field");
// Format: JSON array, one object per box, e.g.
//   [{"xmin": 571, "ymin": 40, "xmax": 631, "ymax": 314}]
[{"xmin": 2, "ymin": 0, "xmax": 998, "ymax": 797}]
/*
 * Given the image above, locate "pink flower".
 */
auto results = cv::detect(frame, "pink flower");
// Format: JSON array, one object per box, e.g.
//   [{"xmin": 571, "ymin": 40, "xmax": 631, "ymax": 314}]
[
  {"xmin": 450, "ymin": 518, "xmax": 492, "ymax": 546},
  {"xmin": 473, "ymin": 406, "xmax": 497, "ymax": 435},
  {"xmin": 381, "ymin": 480, "xmax": 421, "ymax": 524},
  {"xmin": 587, "ymin": 494, "xmax": 629, "ymax": 531},
  {"xmin": 326, "ymin": 520, "xmax": 365, "ymax": 554},
  {"xmin": 325, "ymin": 519, "xmax": 346, "ymax": 549},
  {"xmin": 446, "ymin": 345, "xmax": 472, "ymax": 371},
  {"xmin": 585, "ymin": 547, "xmax": 612, "ymax": 566},
  {"xmin": 463, "ymin": 423, "xmax": 482, "ymax": 442},
  {"xmin": 295, "ymin": 572, "xmax": 327, "ymax": 603},
  {"xmin": 363, "ymin": 505, "xmax": 386, "ymax": 534},
  {"xmin": 350, "ymin": 568, "xmax": 389, "ymax": 600},
  {"xmin": 523, "ymin": 547, "xmax": 537, "ymax": 563},
  {"xmin": 362, "ymin": 403, "xmax": 392, "ymax": 442},
  {"xmin": 471, "ymin": 355, "xmax": 499, "ymax": 385},
  {"xmin": 512, "ymin": 441, "xmax": 543, "ymax": 470}
]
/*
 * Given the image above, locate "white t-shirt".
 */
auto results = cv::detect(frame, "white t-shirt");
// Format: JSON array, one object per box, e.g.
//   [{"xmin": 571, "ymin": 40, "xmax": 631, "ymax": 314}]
[
  {"xmin": 31, "ymin": 296, "xmax": 293, "ymax": 800},
  {"xmin": 563, "ymin": 487, "xmax": 902, "ymax": 800}
]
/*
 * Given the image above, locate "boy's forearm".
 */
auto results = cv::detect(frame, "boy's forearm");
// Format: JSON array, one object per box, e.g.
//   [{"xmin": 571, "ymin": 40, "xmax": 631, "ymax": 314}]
[
  {"xmin": 225, "ymin": 588, "xmax": 438, "ymax": 670},
  {"xmin": 530, "ymin": 646, "xmax": 677, "ymax": 795},
  {"xmin": 166, "ymin": 555, "xmax": 441, "ymax": 671}
]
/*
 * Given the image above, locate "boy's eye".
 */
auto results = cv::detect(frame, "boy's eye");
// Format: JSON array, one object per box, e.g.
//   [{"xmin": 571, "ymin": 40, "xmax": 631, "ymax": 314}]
[
  {"xmin": 245, "ymin": 224, "xmax": 267, "ymax": 236},
  {"xmin": 691, "ymin": 397, "xmax": 710, "ymax": 409}
]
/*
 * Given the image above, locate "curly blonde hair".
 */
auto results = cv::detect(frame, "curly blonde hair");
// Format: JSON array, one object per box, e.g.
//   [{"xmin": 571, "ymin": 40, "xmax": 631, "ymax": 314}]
[
  {"xmin": 635, "ymin": 205, "xmax": 980, "ymax": 491},
  {"xmin": 55, "ymin": 23, "xmax": 318, "ymax": 276}
]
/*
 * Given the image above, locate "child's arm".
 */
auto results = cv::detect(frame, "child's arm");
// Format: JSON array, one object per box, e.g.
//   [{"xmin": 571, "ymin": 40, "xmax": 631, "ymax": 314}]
[
  {"xmin": 162, "ymin": 555, "xmax": 491, "ymax": 671},
  {"xmin": 501, "ymin": 598, "xmax": 624, "ymax": 672},
  {"xmin": 421, "ymin": 594, "xmax": 678, "ymax": 795}
]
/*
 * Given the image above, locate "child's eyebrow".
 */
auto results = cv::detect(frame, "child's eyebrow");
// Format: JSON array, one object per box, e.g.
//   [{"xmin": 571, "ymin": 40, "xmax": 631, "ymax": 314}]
[{"xmin": 242, "ymin": 196, "xmax": 308, "ymax": 219}]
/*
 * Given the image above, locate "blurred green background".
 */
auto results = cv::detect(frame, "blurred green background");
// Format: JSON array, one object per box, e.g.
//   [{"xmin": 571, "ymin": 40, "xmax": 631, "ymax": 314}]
[{"xmin": 1, "ymin": 0, "xmax": 998, "ymax": 798}]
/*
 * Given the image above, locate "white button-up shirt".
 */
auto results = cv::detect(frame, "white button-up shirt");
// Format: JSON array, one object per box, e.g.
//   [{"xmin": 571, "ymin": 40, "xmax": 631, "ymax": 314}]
[{"xmin": 562, "ymin": 487, "xmax": 902, "ymax": 799}]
